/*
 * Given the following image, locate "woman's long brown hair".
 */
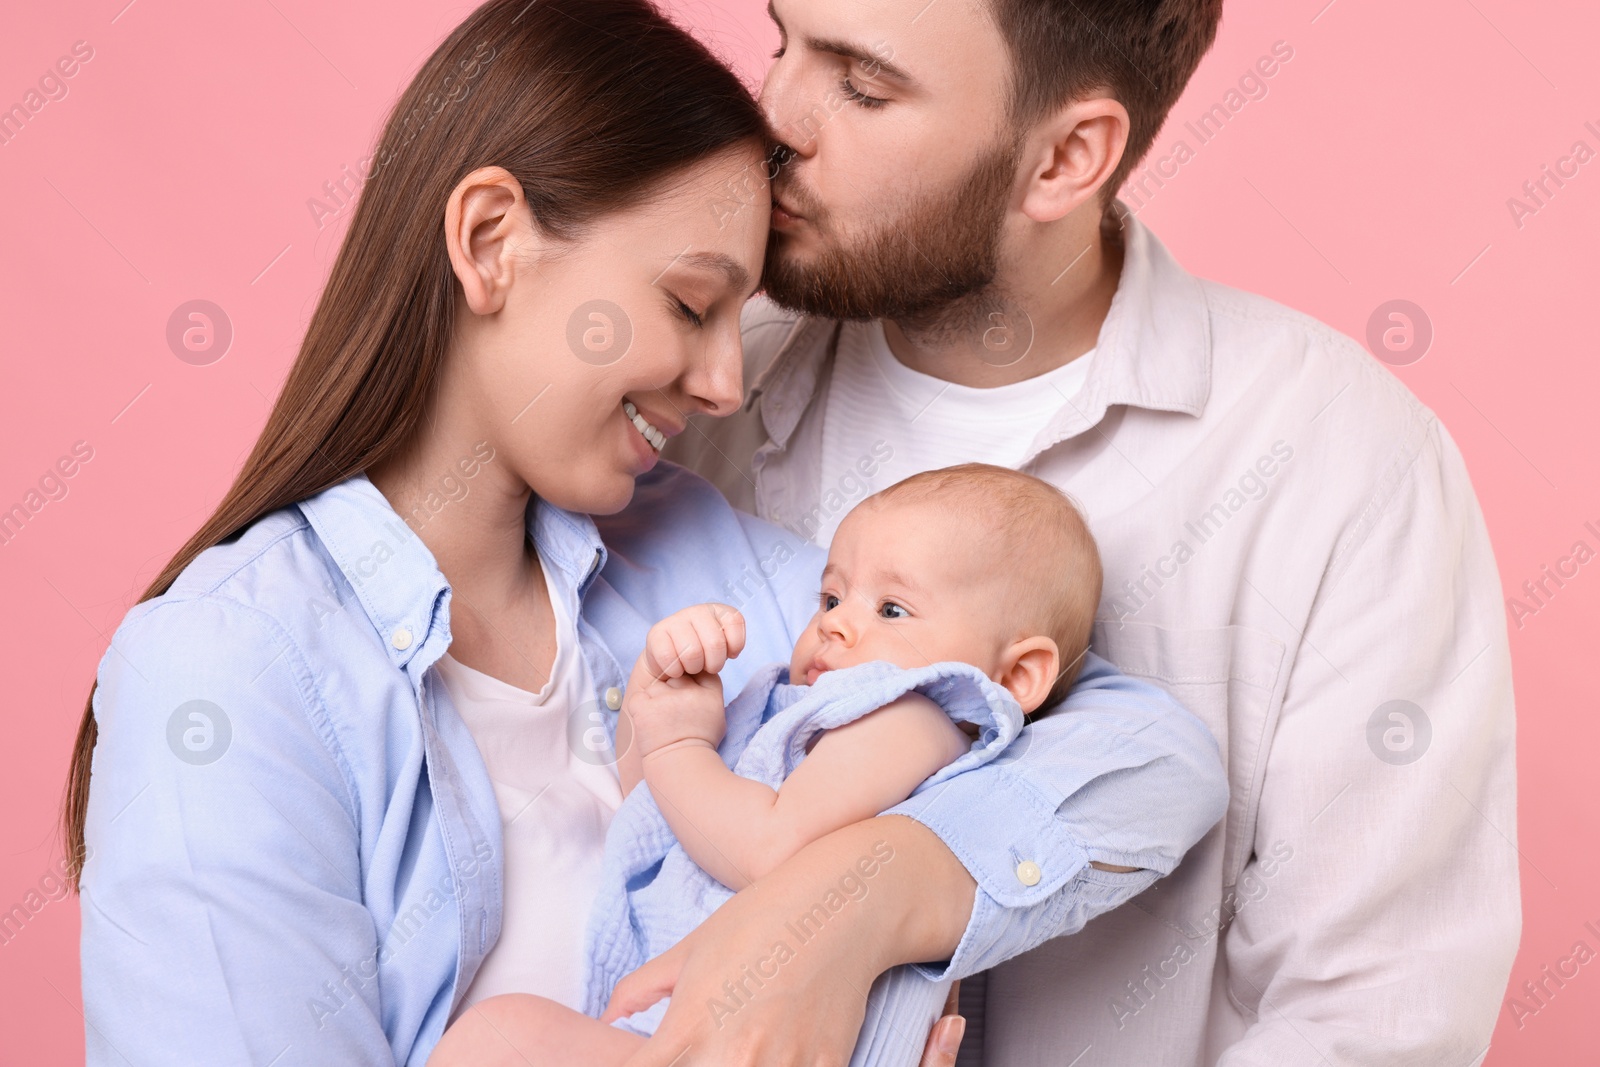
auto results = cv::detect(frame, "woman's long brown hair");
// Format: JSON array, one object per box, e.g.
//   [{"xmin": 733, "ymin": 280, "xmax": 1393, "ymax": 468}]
[{"xmin": 63, "ymin": 0, "xmax": 767, "ymax": 886}]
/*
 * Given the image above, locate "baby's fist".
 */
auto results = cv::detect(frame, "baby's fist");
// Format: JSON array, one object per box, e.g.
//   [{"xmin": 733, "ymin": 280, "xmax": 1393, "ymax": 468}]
[
  {"xmin": 640, "ymin": 603, "xmax": 746, "ymax": 681},
  {"xmin": 626, "ymin": 672, "xmax": 727, "ymax": 757}
]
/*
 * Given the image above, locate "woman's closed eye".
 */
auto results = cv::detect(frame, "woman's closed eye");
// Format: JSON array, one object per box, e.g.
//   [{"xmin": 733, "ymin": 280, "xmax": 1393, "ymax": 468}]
[{"xmin": 671, "ymin": 296, "xmax": 706, "ymax": 328}]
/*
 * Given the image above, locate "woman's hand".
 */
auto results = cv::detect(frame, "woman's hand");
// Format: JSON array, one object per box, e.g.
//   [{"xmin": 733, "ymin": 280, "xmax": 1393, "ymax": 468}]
[
  {"xmin": 619, "ymin": 815, "xmax": 976, "ymax": 1067},
  {"xmin": 926, "ymin": 983, "xmax": 967, "ymax": 1065},
  {"xmin": 603, "ymin": 939, "xmax": 691, "ymax": 1024},
  {"xmin": 613, "ymin": 953, "xmax": 966, "ymax": 1065}
]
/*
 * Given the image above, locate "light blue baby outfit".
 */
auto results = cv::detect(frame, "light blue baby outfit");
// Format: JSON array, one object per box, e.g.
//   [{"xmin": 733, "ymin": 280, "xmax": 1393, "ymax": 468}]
[{"xmin": 582, "ymin": 658, "xmax": 1026, "ymax": 1066}]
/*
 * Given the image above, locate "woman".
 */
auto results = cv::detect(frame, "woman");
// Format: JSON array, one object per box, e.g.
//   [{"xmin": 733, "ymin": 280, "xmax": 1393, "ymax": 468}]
[{"xmin": 67, "ymin": 0, "xmax": 1222, "ymax": 1063}]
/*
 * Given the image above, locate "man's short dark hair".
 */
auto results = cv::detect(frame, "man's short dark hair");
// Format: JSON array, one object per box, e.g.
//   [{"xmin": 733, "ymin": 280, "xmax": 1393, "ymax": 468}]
[{"xmin": 987, "ymin": 0, "xmax": 1223, "ymax": 208}]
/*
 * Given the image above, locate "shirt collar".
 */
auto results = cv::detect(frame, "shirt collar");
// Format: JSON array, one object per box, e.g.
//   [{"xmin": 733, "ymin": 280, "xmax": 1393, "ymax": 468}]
[
  {"xmin": 745, "ymin": 203, "xmax": 1212, "ymax": 451},
  {"xmin": 297, "ymin": 471, "xmax": 608, "ymax": 671}
]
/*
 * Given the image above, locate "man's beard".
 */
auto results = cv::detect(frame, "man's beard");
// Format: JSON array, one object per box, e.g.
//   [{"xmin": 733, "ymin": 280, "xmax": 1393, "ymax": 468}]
[{"xmin": 762, "ymin": 137, "xmax": 1020, "ymax": 337}]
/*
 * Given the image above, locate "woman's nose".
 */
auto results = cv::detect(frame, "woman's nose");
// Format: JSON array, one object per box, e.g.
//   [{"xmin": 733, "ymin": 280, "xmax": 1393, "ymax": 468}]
[{"xmin": 683, "ymin": 336, "xmax": 744, "ymax": 418}]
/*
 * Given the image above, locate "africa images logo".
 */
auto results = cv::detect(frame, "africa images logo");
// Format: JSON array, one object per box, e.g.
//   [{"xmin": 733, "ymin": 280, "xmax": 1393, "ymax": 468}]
[{"xmin": 166, "ymin": 700, "xmax": 232, "ymax": 766}]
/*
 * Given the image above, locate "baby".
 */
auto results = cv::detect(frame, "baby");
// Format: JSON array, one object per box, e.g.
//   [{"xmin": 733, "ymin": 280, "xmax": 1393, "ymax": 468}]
[{"xmin": 429, "ymin": 462, "xmax": 1110, "ymax": 1066}]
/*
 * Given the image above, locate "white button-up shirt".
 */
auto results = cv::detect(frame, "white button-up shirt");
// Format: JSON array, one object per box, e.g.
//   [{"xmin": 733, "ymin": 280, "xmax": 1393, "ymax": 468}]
[{"xmin": 664, "ymin": 205, "xmax": 1519, "ymax": 1065}]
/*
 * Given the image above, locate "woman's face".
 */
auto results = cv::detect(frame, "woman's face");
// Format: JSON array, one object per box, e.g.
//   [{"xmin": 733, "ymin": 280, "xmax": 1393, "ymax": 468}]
[{"xmin": 444, "ymin": 145, "xmax": 769, "ymax": 516}]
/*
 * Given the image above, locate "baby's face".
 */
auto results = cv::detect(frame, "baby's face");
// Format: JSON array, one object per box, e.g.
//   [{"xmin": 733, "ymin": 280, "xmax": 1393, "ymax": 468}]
[{"xmin": 789, "ymin": 498, "xmax": 1017, "ymax": 686}]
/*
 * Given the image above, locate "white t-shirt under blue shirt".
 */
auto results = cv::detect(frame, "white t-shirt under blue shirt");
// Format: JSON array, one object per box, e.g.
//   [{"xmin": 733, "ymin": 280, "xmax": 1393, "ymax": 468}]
[
  {"xmin": 437, "ymin": 552, "xmax": 623, "ymax": 1018},
  {"xmin": 816, "ymin": 318, "xmax": 1096, "ymax": 545}
]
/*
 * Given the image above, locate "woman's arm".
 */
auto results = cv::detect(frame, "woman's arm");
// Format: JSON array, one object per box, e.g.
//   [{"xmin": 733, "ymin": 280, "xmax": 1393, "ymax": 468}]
[
  {"xmin": 641, "ymin": 690, "xmax": 969, "ymax": 889},
  {"xmin": 618, "ymin": 815, "xmax": 974, "ymax": 1067},
  {"xmin": 80, "ymin": 598, "xmax": 399, "ymax": 1066}
]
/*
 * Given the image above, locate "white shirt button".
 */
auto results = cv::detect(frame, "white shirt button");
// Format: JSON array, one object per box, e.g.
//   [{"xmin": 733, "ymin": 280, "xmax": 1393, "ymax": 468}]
[
  {"xmin": 1016, "ymin": 860, "xmax": 1042, "ymax": 887},
  {"xmin": 391, "ymin": 627, "xmax": 413, "ymax": 651},
  {"xmin": 604, "ymin": 686, "xmax": 623, "ymax": 711}
]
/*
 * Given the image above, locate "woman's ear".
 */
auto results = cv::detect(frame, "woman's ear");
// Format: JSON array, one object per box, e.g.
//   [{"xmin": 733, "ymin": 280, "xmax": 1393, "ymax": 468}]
[
  {"xmin": 1018, "ymin": 96, "xmax": 1130, "ymax": 224},
  {"xmin": 996, "ymin": 636, "xmax": 1061, "ymax": 715},
  {"xmin": 444, "ymin": 166, "xmax": 537, "ymax": 315}
]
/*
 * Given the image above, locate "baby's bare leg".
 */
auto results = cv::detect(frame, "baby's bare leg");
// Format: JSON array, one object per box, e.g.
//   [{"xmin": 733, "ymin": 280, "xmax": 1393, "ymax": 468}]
[{"xmin": 426, "ymin": 993, "xmax": 645, "ymax": 1067}]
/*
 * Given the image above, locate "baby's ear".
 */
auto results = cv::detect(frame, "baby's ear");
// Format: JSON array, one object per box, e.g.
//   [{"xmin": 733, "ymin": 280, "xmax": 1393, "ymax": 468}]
[{"xmin": 997, "ymin": 637, "xmax": 1060, "ymax": 714}]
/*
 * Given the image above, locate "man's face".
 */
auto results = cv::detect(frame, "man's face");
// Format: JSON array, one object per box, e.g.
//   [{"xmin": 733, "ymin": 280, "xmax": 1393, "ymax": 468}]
[{"xmin": 760, "ymin": 0, "xmax": 1022, "ymax": 322}]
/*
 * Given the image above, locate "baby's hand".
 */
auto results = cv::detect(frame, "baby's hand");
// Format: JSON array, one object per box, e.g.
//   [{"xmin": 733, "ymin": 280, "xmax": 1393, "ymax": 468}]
[
  {"xmin": 626, "ymin": 672, "xmax": 727, "ymax": 758},
  {"xmin": 639, "ymin": 603, "xmax": 746, "ymax": 681}
]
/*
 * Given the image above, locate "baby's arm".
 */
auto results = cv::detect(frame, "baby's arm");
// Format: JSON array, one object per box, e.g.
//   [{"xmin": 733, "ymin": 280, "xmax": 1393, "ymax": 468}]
[
  {"xmin": 641, "ymin": 687, "xmax": 971, "ymax": 891},
  {"xmin": 617, "ymin": 603, "xmax": 746, "ymax": 796}
]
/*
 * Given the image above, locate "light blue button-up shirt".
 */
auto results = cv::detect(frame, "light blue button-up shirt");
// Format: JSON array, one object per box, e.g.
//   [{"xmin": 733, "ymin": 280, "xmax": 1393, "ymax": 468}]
[{"xmin": 80, "ymin": 461, "xmax": 1225, "ymax": 1066}]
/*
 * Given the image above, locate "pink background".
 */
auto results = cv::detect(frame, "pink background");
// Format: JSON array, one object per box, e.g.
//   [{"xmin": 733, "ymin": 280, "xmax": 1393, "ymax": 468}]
[{"xmin": 2, "ymin": 0, "xmax": 1595, "ymax": 1061}]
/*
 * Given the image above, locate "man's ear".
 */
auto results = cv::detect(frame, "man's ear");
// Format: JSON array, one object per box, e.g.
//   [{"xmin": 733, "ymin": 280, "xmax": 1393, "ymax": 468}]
[
  {"xmin": 444, "ymin": 165, "xmax": 539, "ymax": 315},
  {"xmin": 1017, "ymin": 96, "xmax": 1129, "ymax": 224},
  {"xmin": 996, "ymin": 636, "xmax": 1061, "ymax": 714}
]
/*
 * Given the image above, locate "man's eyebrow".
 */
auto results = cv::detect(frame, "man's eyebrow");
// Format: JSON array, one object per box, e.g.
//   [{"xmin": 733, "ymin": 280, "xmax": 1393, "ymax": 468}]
[
  {"xmin": 766, "ymin": 0, "xmax": 912, "ymax": 85},
  {"xmin": 673, "ymin": 250, "xmax": 752, "ymax": 293},
  {"xmin": 804, "ymin": 35, "xmax": 913, "ymax": 84}
]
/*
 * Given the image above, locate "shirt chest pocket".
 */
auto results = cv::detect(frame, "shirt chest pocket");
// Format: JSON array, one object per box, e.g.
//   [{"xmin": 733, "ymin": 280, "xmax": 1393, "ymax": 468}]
[{"xmin": 1090, "ymin": 620, "xmax": 1290, "ymax": 888}]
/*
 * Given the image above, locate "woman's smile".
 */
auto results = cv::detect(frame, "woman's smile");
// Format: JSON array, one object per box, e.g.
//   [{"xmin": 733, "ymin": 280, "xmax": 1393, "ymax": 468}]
[
  {"xmin": 620, "ymin": 397, "xmax": 680, "ymax": 472},
  {"xmin": 622, "ymin": 398, "xmax": 670, "ymax": 451}
]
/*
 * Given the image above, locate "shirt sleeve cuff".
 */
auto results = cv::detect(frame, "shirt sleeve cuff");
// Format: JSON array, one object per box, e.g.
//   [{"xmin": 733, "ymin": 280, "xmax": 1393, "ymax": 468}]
[
  {"xmin": 903, "ymin": 860, "xmax": 1164, "ymax": 982},
  {"xmin": 882, "ymin": 762, "xmax": 1091, "ymax": 981}
]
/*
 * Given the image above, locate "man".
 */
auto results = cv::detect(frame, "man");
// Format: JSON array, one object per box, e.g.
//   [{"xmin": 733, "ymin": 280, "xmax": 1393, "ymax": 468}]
[{"xmin": 665, "ymin": 0, "xmax": 1520, "ymax": 1062}]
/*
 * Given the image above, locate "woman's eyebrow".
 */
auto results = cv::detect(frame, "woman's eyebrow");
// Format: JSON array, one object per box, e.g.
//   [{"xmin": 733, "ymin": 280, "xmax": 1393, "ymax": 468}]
[
  {"xmin": 678, "ymin": 252, "xmax": 745, "ymax": 294},
  {"xmin": 661, "ymin": 250, "xmax": 752, "ymax": 293}
]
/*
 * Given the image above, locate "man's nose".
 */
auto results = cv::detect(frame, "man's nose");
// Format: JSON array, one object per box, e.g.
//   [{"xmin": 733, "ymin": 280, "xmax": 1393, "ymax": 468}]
[{"xmin": 759, "ymin": 59, "xmax": 820, "ymax": 159}]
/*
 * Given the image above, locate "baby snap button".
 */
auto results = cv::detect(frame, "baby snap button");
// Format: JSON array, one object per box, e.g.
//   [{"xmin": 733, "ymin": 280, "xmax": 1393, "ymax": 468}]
[
  {"xmin": 391, "ymin": 627, "xmax": 413, "ymax": 651},
  {"xmin": 604, "ymin": 686, "xmax": 623, "ymax": 710},
  {"xmin": 1015, "ymin": 860, "xmax": 1042, "ymax": 887}
]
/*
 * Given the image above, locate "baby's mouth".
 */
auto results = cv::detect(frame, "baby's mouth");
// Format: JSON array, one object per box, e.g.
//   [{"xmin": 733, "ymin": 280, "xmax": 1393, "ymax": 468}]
[{"xmin": 622, "ymin": 400, "xmax": 666, "ymax": 452}]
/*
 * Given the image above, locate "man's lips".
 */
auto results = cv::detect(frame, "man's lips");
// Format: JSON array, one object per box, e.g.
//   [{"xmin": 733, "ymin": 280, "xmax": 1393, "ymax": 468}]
[{"xmin": 772, "ymin": 192, "xmax": 806, "ymax": 225}]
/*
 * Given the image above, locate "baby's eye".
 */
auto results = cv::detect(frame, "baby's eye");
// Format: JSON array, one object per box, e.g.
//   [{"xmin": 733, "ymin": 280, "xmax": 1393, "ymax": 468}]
[
  {"xmin": 879, "ymin": 602, "xmax": 908, "ymax": 619},
  {"xmin": 821, "ymin": 593, "xmax": 841, "ymax": 611}
]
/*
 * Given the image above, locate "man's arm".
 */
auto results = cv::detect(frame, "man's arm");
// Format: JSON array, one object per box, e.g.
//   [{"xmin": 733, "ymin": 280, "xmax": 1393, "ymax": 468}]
[
  {"xmin": 1216, "ymin": 419, "xmax": 1518, "ymax": 1064},
  {"xmin": 643, "ymin": 691, "xmax": 970, "ymax": 889},
  {"xmin": 879, "ymin": 654, "xmax": 1230, "ymax": 981}
]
